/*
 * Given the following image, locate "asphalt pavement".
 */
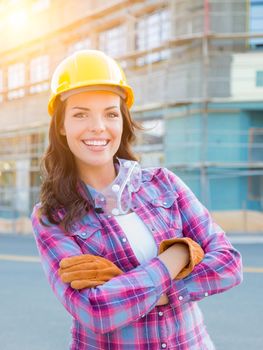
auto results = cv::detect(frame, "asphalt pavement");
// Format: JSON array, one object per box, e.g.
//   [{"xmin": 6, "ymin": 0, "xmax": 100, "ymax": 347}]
[{"xmin": 0, "ymin": 234, "xmax": 262, "ymax": 350}]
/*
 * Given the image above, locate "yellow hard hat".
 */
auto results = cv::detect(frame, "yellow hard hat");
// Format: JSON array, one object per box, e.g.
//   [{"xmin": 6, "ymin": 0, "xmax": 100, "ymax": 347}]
[{"xmin": 48, "ymin": 50, "xmax": 134, "ymax": 116}]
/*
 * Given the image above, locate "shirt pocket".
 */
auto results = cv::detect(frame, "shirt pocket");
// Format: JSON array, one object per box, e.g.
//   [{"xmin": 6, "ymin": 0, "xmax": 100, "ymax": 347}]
[
  {"xmin": 150, "ymin": 190, "xmax": 183, "ymax": 232},
  {"xmin": 70, "ymin": 226, "xmax": 106, "ymax": 256}
]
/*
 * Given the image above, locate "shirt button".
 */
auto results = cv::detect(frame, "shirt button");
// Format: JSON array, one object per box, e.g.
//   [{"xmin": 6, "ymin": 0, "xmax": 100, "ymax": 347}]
[
  {"xmin": 122, "ymin": 237, "xmax": 127, "ymax": 243},
  {"xmin": 161, "ymin": 343, "xmax": 167, "ymax": 349},
  {"xmin": 204, "ymin": 292, "xmax": 209, "ymax": 297},
  {"xmin": 112, "ymin": 184, "xmax": 120, "ymax": 192},
  {"xmin": 141, "ymin": 314, "xmax": 145, "ymax": 318},
  {"xmin": 81, "ymin": 232, "xmax": 87, "ymax": 238},
  {"xmin": 178, "ymin": 295, "xmax": 183, "ymax": 301},
  {"xmin": 158, "ymin": 311, "xmax": 164, "ymax": 317},
  {"xmin": 112, "ymin": 208, "xmax": 120, "ymax": 215}
]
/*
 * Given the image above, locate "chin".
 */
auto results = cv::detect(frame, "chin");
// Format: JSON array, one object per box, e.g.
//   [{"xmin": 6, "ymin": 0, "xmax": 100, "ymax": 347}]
[{"xmin": 82, "ymin": 155, "xmax": 114, "ymax": 167}]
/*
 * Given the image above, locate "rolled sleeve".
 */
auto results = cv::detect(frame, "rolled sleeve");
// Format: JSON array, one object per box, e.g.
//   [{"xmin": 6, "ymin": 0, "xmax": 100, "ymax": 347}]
[{"xmin": 162, "ymin": 168, "xmax": 243, "ymax": 308}]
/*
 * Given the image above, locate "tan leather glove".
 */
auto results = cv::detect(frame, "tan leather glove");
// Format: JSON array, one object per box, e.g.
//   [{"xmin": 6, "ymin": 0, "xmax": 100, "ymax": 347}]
[
  {"xmin": 58, "ymin": 254, "xmax": 123, "ymax": 289},
  {"xmin": 158, "ymin": 237, "xmax": 204, "ymax": 279}
]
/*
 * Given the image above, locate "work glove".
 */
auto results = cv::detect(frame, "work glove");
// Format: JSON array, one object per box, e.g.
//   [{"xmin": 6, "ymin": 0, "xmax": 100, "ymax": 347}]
[
  {"xmin": 158, "ymin": 237, "xmax": 205, "ymax": 279},
  {"xmin": 58, "ymin": 254, "xmax": 123, "ymax": 289}
]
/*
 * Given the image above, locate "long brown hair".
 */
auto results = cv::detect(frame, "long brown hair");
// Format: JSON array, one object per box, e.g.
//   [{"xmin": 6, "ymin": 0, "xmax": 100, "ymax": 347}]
[{"xmin": 39, "ymin": 97, "xmax": 142, "ymax": 231}]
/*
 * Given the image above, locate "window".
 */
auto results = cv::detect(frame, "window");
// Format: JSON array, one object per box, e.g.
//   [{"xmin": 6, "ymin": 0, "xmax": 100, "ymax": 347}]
[
  {"xmin": 0, "ymin": 70, "xmax": 3, "ymax": 103},
  {"xmin": 135, "ymin": 10, "xmax": 171, "ymax": 66},
  {"xmin": 68, "ymin": 38, "xmax": 91, "ymax": 54},
  {"xmin": 0, "ymin": 162, "xmax": 15, "ymax": 188},
  {"xmin": 248, "ymin": 128, "xmax": 263, "ymax": 200},
  {"xmin": 7, "ymin": 63, "xmax": 25, "ymax": 99},
  {"xmin": 134, "ymin": 116, "xmax": 164, "ymax": 166},
  {"xmin": 29, "ymin": 132, "xmax": 46, "ymax": 207},
  {"xmin": 256, "ymin": 70, "xmax": 263, "ymax": 87},
  {"xmin": 30, "ymin": 55, "xmax": 49, "ymax": 93},
  {"xmin": 141, "ymin": 118, "xmax": 164, "ymax": 146},
  {"xmin": 250, "ymin": 0, "xmax": 263, "ymax": 48},
  {"xmin": 249, "ymin": 174, "xmax": 263, "ymax": 200},
  {"xmin": 249, "ymin": 128, "xmax": 263, "ymax": 161},
  {"xmin": 0, "ymin": 160, "xmax": 16, "ymax": 217},
  {"xmin": 99, "ymin": 25, "xmax": 127, "ymax": 58}
]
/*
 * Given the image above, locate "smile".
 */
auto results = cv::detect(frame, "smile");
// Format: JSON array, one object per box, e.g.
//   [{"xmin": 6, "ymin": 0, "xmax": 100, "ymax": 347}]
[{"xmin": 82, "ymin": 139, "xmax": 109, "ymax": 146}]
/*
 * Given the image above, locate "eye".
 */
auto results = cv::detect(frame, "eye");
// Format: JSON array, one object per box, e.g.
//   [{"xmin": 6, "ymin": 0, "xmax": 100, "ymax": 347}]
[
  {"xmin": 73, "ymin": 112, "xmax": 88, "ymax": 119},
  {"xmin": 107, "ymin": 112, "xmax": 120, "ymax": 119}
]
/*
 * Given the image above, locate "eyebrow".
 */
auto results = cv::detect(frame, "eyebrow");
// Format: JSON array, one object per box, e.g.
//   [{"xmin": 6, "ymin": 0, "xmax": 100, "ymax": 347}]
[{"xmin": 71, "ymin": 106, "xmax": 119, "ymax": 111}]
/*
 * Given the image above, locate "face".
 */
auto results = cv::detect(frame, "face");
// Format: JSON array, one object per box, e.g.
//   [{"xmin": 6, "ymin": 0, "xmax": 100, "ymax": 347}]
[{"xmin": 62, "ymin": 90, "xmax": 123, "ymax": 178}]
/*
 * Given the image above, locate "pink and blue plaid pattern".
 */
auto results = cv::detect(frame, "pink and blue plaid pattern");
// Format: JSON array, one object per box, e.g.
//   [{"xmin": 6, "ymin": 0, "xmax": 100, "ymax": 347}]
[{"xmin": 31, "ymin": 167, "xmax": 243, "ymax": 349}]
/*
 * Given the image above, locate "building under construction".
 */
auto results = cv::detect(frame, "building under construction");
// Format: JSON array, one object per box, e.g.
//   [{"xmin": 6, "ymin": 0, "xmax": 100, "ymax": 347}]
[{"xmin": 0, "ymin": 0, "xmax": 263, "ymax": 233}]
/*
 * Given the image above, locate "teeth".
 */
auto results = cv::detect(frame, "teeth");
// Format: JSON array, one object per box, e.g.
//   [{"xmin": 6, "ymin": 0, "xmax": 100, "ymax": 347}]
[{"xmin": 83, "ymin": 140, "xmax": 107, "ymax": 146}]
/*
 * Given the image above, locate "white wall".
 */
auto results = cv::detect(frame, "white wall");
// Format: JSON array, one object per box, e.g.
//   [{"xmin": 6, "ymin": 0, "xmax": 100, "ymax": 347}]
[{"xmin": 231, "ymin": 52, "xmax": 263, "ymax": 100}]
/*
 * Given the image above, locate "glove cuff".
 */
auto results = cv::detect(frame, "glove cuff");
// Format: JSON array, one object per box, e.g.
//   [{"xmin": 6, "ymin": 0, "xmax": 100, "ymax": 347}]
[{"xmin": 158, "ymin": 237, "xmax": 204, "ymax": 279}]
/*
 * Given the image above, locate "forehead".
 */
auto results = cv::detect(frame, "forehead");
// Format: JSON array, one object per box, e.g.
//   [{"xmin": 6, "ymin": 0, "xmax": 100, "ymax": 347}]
[{"xmin": 65, "ymin": 90, "xmax": 121, "ymax": 110}]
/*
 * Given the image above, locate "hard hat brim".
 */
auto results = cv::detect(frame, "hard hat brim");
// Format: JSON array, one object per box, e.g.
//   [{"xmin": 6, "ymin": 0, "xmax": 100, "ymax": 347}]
[{"xmin": 48, "ymin": 83, "xmax": 134, "ymax": 116}]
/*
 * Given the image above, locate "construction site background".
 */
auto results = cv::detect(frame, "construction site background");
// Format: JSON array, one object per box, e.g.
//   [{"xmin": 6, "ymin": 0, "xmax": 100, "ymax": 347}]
[{"xmin": 0, "ymin": 0, "xmax": 263, "ymax": 234}]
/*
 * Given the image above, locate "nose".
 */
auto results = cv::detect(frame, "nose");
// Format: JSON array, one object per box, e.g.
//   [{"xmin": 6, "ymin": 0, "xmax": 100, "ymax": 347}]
[{"xmin": 88, "ymin": 116, "xmax": 106, "ymax": 133}]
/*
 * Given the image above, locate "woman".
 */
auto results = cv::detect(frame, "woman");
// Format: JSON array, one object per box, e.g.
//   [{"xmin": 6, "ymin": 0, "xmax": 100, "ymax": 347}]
[{"xmin": 31, "ymin": 50, "xmax": 243, "ymax": 349}]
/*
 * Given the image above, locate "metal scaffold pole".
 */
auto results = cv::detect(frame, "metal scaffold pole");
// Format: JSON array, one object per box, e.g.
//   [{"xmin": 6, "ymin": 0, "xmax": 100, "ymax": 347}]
[{"xmin": 200, "ymin": 0, "xmax": 210, "ymax": 208}]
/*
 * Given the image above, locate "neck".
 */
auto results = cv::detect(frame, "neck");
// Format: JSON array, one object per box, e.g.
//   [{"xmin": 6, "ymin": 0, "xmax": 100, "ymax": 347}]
[{"xmin": 79, "ymin": 161, "xmax": 117, "ymax": 191}]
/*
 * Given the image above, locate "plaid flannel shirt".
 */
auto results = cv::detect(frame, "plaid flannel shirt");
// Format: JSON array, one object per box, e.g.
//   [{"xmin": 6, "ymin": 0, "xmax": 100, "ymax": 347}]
[{"xmin": 31, "ymin": 166, "xmax": 243, "ymax": 350}]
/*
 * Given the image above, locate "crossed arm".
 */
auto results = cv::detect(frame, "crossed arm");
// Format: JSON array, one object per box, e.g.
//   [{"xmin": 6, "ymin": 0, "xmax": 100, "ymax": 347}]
[{"xmin": 58, "ymin": 237, "xmax": 204, "ymax": 305}]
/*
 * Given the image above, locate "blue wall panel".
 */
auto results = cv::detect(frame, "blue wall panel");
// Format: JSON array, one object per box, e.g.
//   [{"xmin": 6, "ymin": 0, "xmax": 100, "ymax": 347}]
[{"xmin": 165, "ymin": 101, "xmax": 263, "ymax": 211}]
